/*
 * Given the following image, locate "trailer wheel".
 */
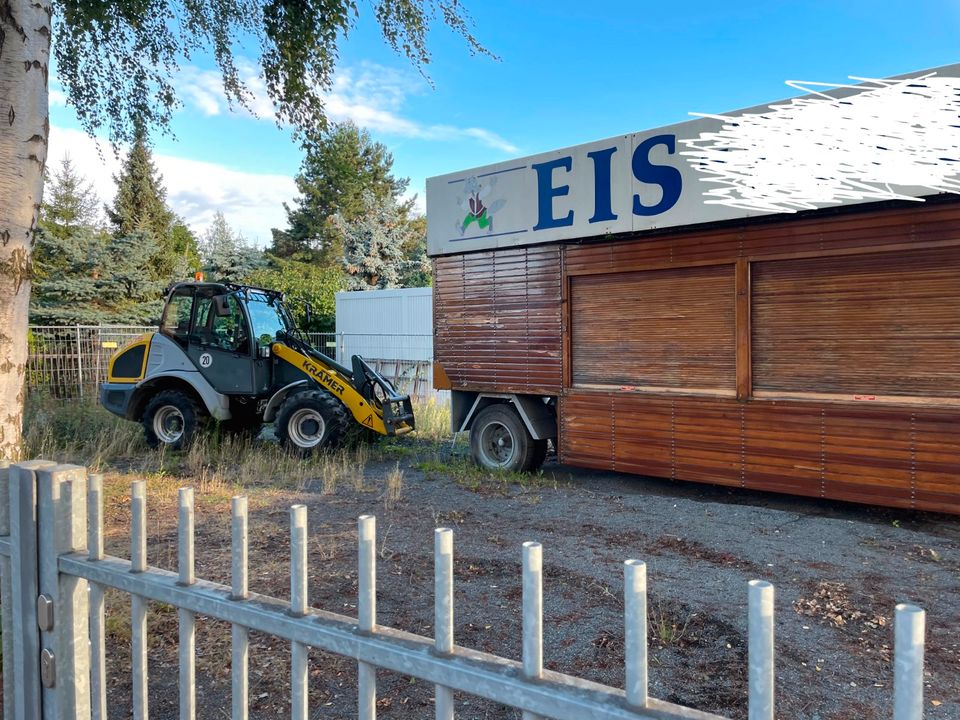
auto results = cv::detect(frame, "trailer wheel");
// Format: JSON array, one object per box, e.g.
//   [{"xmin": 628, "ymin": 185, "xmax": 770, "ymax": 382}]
[
  {"xmin": 276, "ymin": 390, "xmax": 349, "ymax": 456},
  {"xmin": 470, "ymin": 404, "xmax": 546, "ymax": 472},
  {"xmin": 142, "ymin": 390, "xmax": 203, "ymax": 450}
]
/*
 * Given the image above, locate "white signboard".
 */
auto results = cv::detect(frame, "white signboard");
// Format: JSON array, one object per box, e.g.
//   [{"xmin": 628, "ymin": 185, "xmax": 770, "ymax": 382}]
[{"xmin": 426, "ymin": 64, "xmax": 960, "ymax": 257}]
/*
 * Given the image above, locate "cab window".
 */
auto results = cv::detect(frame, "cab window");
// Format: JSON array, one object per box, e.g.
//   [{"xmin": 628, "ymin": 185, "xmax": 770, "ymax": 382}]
[
  {"xmin": 195, "ymin": 294, "xmax": 250, "ymax": 354},
  {"xmin": 160, "ymin": 289, "xmax": 194, "ymax": 347}
]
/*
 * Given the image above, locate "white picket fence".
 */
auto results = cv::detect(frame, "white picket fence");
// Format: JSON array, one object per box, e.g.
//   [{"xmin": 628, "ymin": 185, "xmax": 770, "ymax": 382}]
[{"xmin": 0, "ymin": 461, "xmax": 928, "ymax": 719}]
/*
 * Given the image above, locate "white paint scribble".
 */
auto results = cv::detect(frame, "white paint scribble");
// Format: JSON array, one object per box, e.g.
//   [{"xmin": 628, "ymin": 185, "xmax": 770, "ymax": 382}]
[{"xmin": 680, "ymin": 73, "xmax": 960, "ymax": 212}]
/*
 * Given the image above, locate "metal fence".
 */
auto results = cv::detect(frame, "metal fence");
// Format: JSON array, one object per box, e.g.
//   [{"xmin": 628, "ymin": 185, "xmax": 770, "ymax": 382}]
[
  {"xmin": 0, "ymin": 461, "xmax": 929, "ymax": 720},
  {"xmin": 27, "ymin": 325, "xmax": 157, "ymax": 399},
  {"xmin": 26, "ymin": 326, "xmax": 437, "ymax": 401}
]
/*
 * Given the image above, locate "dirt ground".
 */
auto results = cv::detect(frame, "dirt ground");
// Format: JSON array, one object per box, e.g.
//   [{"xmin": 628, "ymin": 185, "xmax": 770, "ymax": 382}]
[{"xmin": 34, "ymin": 440, "xmax": 960, "ymax": 719}]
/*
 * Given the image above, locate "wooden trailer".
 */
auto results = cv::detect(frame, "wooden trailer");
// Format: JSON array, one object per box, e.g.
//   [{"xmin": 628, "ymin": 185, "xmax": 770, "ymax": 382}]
[{"xmin": 426, "ymin": 66, "xmax": 960, "ymax": 513}]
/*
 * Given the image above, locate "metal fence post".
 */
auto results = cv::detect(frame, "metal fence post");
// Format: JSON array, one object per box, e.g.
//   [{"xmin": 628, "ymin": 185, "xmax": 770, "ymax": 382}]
[
  {"xmin": 748, "ymin": 580, "xmax": 775, "ymax": 720},
  {"xmin": 894, "ymin": 603, "xmax": 925, "ymax": 720},
  {"xmin": 75, "ymin": 325, "xmax": 83, "ymax": 399},
  {"xmin": 624, "ymin": 559, "xmax": 648, "ymax": 709},
  {"xmin": 434, "ymin": 528, "xmax": 454, "ymax": 720},
  {"xmin": 9, "ymin": 461, "xmax": 55, "ymax": 720},
  {"xmin": 522, "ymin": 541, "xmax": 544, "ymax": 720},
  {"xmin": 35, "ymin": 464, "xmax": 91, "ymax": 719},
  {"xmin": 358, "ymin": 515, "xmax": 377, "ymax": 720},
  {"xmin": 0, "ymin": 460, "xmax": 14, "ymax": 719}
]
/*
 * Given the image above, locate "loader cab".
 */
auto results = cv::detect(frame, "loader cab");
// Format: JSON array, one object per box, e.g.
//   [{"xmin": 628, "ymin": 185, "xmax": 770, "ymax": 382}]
[{"xmin": 160, "ymin": 282, "xmax": 257, "ymax": 394}]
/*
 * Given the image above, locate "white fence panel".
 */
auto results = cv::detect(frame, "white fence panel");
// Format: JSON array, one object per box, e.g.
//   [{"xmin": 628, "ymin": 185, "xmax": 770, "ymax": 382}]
[
  {"xmin": 335, "ymin": 288, "xmax": 443, "ymax": 402},
  {"xmin": 0, "ymin": 461, "xmax": 931, "ymax": 720}
]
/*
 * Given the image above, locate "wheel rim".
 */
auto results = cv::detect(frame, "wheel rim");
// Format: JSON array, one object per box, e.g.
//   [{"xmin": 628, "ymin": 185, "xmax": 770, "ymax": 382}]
[
  {"xmin": 153, "ymin": 405, "xmax": 185, "ymax": 444},
  {"xmin": 478, "ymin": 420, "xmax": 515, "ymax": 467},
  {"xmin": 288, "ymin": 408, "xmax": 326, "ymax": 448}
]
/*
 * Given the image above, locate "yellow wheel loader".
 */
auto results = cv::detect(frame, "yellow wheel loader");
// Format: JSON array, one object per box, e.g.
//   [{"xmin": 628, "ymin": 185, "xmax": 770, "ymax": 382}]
[{"xmin": 100, "ymin": 281, "xmax": 415, "ymax": 453}]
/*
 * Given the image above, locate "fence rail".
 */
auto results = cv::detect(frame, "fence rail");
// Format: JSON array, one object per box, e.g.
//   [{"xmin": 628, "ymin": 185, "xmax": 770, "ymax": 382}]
[
  {"xmin": 0, "ymin": 462, "xmax": 929, "ymax": 720},
  {"xmin": 26, "ymin": 325, "xmax": 437, "ymax": 401}
]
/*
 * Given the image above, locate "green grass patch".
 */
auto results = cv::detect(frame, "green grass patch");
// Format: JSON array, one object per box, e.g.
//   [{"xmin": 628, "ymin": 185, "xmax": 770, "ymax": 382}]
[{"xmin": 414, "ymin": 455, "xmax": 558, "ymax": 494}]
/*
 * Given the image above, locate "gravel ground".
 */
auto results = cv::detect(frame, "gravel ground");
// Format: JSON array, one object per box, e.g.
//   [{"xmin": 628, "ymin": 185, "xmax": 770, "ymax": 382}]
[{"xmin": 83, "ymin": 445, "xmax": 959, "ymax": 719}]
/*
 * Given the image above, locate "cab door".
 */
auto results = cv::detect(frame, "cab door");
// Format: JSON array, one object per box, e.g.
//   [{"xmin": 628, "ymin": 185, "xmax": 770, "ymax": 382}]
[{"xmin": 186, "ymin": 293, "xmax": 255, "ymax": 394}]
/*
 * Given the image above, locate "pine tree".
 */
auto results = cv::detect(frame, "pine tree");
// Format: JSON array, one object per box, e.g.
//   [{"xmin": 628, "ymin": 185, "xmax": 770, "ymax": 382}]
[
  {"xmin": 337, "ymin": 191, "xmax": 422, "ymax": 290},
  {"xmin": 32, "ymin": 158, "xmax": 168, "ymax": 324},
  {"xmin": 106, "ymin": 129, "xmax": 200, "ymax": 280},
  {"xmin": 34, "ymin": 156, "xmax": 103, "ymax": 282},
  {"xmin": 31, "ymin": 230, "xmax": 165, "ymax": 324},
  {"xmin": 30, "ymin": 225, "xmax": 108, "ymax": 324},
  {"xmin": 39, "ymin": 155, "xmax": 100, "ymax": 242},
  {"xmin": 271, "ymin": 122, "xmax": 411, "ymax": 264},
  {"xmin": 201, "ymin": 211, "xmax": 264, "ymax": 282},
  {"xmin": 98, "ymin": 233, "xmax": 168, "ymax": 323}
]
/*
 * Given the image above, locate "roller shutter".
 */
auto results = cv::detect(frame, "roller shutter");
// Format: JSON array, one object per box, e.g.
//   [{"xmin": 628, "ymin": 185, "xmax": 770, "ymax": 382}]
[
  {"xmin": 570, "ymin": 264, "xmax": 736, "ymax": 393},
  {"xmin": 752, "ymin": 246, "xmax": 960, "ymax": 399}
]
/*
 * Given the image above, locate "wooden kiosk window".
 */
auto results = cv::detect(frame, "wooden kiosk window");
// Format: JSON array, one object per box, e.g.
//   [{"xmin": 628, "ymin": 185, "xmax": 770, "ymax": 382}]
[
  {"xmin": 752, "ymin": 246, "xmax": 960, "ymax": 400},
  {"xmin": 570, "ymin": 264, "xmax": 736, "ymax": 394}
]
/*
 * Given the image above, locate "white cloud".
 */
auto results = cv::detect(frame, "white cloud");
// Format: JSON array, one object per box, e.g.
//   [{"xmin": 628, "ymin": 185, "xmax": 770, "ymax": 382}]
[
  {"xmin": 177, "ymin": 60, "xmax": 518, "ymax": 154},
  {"xmin": 47, "ymin": 125, "xmax": 295, "ymax": 247}
]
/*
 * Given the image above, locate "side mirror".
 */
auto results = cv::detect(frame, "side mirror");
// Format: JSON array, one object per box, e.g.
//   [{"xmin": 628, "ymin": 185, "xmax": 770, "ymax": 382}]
[
  {"xmin": 259, "ymin": 345, "xmax": 271, "ymax": 359},
  {"xmin": 304, "ymin": 302, "xmax": 313, "ymax": 329},
  {"xmin": 213, "ymin": 295, "xmax": 231, "ymax": 317}
]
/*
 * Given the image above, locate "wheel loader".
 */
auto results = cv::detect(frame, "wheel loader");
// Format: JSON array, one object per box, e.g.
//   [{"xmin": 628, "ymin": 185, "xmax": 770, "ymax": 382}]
[{"xmin": 99, "ymin": 280, "xmax": 415, "ymax": 453}]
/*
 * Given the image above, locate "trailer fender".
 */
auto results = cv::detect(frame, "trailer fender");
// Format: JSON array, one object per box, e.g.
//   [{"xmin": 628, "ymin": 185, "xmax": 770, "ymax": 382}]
[{"xmin": 453, "ymin": 391, "xmax": 556, "ymax": 440}]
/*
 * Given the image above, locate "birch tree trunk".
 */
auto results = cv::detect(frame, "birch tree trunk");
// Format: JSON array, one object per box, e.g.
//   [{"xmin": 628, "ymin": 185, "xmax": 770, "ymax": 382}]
[{"xmin": 0, "ymin": 0, "xmax": 51, "ymax": 459}]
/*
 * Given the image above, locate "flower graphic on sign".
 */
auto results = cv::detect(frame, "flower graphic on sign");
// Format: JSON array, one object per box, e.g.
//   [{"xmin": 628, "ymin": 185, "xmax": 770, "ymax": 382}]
[{"xmin": 457, "ymin": 176, "xmax": 506, "ymax": 236}]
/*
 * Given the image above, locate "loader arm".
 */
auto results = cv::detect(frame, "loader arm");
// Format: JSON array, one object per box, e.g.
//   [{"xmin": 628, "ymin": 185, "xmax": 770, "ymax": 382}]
[{"xmin": 271, "ymin": 343, "xmax": 414, "ymax": 436}]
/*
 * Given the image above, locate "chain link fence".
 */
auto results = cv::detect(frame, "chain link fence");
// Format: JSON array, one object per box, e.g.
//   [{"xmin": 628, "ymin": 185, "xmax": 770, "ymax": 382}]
[{"xmin": 26, "ymin": 326, "xmax": 439, "ymax": 401}]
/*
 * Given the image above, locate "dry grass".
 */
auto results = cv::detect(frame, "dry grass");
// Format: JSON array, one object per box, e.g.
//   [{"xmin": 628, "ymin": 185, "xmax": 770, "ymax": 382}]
[
  {"xmin": 22, "ymin": 397, "xmax": 373, "ymax": 497},
  {"xmin": 23, "ymin": 395, "xmax": 144, "ymax": 469},
  {"xmin": 410, "ymin": 398, "xmax": 451, "ymax": 442},
  {"xmin": 383, "ymin": 462, "xmax": 404, "ymax": 510}
]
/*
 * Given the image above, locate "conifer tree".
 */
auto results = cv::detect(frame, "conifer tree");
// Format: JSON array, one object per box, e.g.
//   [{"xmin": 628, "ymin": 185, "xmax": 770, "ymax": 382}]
[
  {"xmin": 34, "ymin": 156, "xmax": 104, "ymax": 282},
  {"xmin": 170, "ymin": 219, "xmax": 203, "ymax": 278},
  {"xmin": 39, "ymin": 155, "xmax": 100, "ymax": 242},
  {"xmin": 106, "ymin": 130, "xmax": 200, "ymax": 279},
  {"xmin": 337, "ymin": 191, "xmax": 425, "ymax": 290},
  {"xmin": 271, "ymin": 122, "xmax": 410, "ymax": 264},
  {"xmin": 201, "ymin": 211, "xmax": 265, "ymax": 282},
  {"xmin": 31, "ymin": 230, "xmax": 165, "ymax": 324},
  {"xmin": 32, "ymin": 157, "xmax": 167, "ymax": 324}
]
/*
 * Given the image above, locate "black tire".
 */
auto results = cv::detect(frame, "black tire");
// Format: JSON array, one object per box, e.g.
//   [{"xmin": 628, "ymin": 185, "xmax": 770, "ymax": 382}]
[
  {"xmin": 469, "ymin": 404, "xmax": 544, "ymax": 472},
  {"xmin": 275, "ymin": 390, "xmax": 350, "ymax": 456},
  {"xmin": 142, "ymin": 390, "xmax": 203, "ymax": 450},
  {"xmin": 530, "ymin": 438, "xmax": 549, "ymax": 471}
]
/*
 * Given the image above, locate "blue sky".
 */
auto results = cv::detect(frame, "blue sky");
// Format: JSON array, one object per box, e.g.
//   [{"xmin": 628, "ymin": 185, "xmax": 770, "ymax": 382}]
[{"xmin": 48, "ymin": 0, "xmax": 960, "ymax": 246}]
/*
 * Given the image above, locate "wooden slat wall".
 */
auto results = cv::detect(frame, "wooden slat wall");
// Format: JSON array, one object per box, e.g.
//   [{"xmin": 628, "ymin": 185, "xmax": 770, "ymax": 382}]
[
  {"xmin": 433, "ymin": 197, "xmax": 960, "ymax": 513},
  {"xmin": 561, "ymin": 391, "xmax": 960, "ymax": 514},
  {"xmin": 563, "ymin": 199, "xmax": 960, "ymax": 274},
  {"xmin": 557, "ymin": 199, "xmax": 960, "ymax": 514},
  {"xmin": 752, "ymin": 246, "xmax": 960, "ymax": 397},
  {"xmin": 433, "ymin": 245, "xmax": 562, "ymax": 393},
  {"xmin": 570, "ymin": 265, "xmax": 736, "ymax": 392}
]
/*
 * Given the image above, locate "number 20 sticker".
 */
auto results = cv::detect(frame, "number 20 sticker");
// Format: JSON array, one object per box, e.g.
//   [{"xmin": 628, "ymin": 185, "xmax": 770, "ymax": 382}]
[{"xmin": 199, "ymin": 352, "xmax": 213, "ymax": 368}]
